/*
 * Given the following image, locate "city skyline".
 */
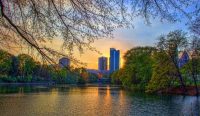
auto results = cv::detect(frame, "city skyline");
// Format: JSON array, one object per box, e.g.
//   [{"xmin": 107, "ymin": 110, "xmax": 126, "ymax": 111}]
[
  {"xmin": 73, "ymin": 18, "xmax": 187, "ymax": 69},
  {"xmin": 9, "ymin": 18, "xmax": 188, "ymax": 69},
  {"xmin": 98, "ymin": 48, "xmax": 120, "ymax": 72},
  {"xmin": 0, "ymin": 1, "xmax": 199, "ymax": 115}
]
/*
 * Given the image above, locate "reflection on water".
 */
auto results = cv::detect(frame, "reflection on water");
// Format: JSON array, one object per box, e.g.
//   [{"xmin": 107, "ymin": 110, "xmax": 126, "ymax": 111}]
[{"xmin": 0, "ymin": 85, "xmax": 199, "ymax": 116}]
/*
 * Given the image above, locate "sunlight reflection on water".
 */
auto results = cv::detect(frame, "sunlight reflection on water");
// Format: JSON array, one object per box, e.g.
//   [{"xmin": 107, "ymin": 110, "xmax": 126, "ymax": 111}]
[{"xmin": 0, "ymin": 85, "xmax": 199, "ymax": 116}]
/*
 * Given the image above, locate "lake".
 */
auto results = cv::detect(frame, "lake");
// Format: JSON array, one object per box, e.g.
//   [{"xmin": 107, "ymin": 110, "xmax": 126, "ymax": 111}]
[{"xmin": 0, "ymin": 84, "xmax": 199, "ymax": 116}]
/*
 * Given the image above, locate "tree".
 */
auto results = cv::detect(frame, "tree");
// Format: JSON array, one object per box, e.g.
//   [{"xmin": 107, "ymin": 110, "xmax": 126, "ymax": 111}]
[
  {"xmin": 190, "ymin": 37, "xmax": 200, "ymax": 95},
  {"xmin": 88, "ymin": 72, "xmax": 98, "ymax": 83},
  {"xmin": 115, "ymin": 46, "xmax": 156, "ymax": 91},
  {"xmin": 0, "ymin": 50, "xmax": 12, "ymax": 75},
  {"xmin": 9, "ymin": 56, "xmax": 19, "ymax": 77},
  {"xmin": 33, "ymin": 64, "xmax": 55, "ymax": 81},
  {"xmin": 17, "ymin": 54, "xmax": 36, "ymax": 77},
  {"xmin": 182, "ymin": 36, "xmax": 200, "ymax": 95},
  {"xmin": 0, "ymin": 0, "xmax": 198, "ymax": 63},
  {"xmin": 146, "ymin": 52, "xmax": 178, "ymax": 93},
  {"xmin": 157, "ymin": 30, "xmax": 188, "ymax": 92},
  {"xmin": 190, "ymin": 16, "xmax": 200, "ymax": 36},
  {"xmin": 111, "ymin": 69, "xmax": 124, "ymax": 85},
  {"xmin": 56, "ymin": 68, "xmax": 67, "ymax": 83}
]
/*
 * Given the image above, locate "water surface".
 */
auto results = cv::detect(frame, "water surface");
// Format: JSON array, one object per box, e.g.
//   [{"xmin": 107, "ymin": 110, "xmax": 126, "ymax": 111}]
[{"xmin": 0, "ymin": 85, "xmax": 199, "ymax": 116}]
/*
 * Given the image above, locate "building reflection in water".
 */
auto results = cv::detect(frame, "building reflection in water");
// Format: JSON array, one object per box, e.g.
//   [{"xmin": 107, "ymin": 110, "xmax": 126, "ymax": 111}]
[{"xmin": 0, "ymin": 85, "xmax": 199, "ymax": 116}]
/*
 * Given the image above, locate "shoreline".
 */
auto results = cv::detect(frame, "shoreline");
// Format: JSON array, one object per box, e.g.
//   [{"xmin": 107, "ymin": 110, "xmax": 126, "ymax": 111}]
[
  {"xmin": 0, "ymin": 82, "xmax": 120, "ymax": 87},
  {"xmin": 157, "ymin": 86, "xmax": 200, "ymax": 96},
  {"xmin": 0, "ymin": 83, "xmax": 199, "ymax": 96},
  {"xmin": 0, "ymin": 82, "xmax": 55, "ymax": 86}
]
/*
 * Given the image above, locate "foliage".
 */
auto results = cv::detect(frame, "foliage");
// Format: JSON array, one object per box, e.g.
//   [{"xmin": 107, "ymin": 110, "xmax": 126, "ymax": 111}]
[
  {"xmin": 0, "ymin": 75, "xmax": 33, "ymax": 83},
  {"xmin": 10, "ymin": 56, "xmax": 19, "ymax": 77},
  {"xmin": 111, "ymin": 69, "xmax": 124, "ymax": 84},
  {"xmin": 180, "ymin": 59, "xmax": 200, "ymax": 85},
  {"xmin": 0, "ymin": 50, "xmax": 12, "ymax": 75},
  {"xmin": 190, "ymin": 16, "xmax": 200, "ymax": 36},
  {"xmin": 17, "ymin": 54, "xmax": 37, "ymax": 77},
  {"xmin": 88, "ymin": 73, "xmax": 98, "ymax": 83},
  {"xmin": 0, "ymin": 0, "xmax": 199, "ymax": 64},
  {"xmin": 0, "ymin": 49, "xmax": 101, "ymax": 84},
  {"xmin": 0, "ymin": 75, "xmax": 17, "ymax": 83},
  {"xmin": 147, "ymin": 30, "xmax": 189, "ymax": 92},
  {"xmin": 17, "ymin": 75, "xmax": 33, "ymax": 83},
  {"xmin": 146, "ymin": 52, "xmax": 178, "ymax": 93},
  {"xmin": 77, "ymin": 76, "xmax": 86, "ymax": 84},
  {"xmin": 111, "ymin": 30, "xmax": 200, "ymax": 93},
  {"xmin": 112, "ymin": 47, "xmax": 156, "ymax": 91},
  {"xmin": 0, "ymin": 50, "xmax": 80, "ymax": 83},
  {"xmin": 157, "ymin": 30, "xmax": 188, "ymax": 90}
]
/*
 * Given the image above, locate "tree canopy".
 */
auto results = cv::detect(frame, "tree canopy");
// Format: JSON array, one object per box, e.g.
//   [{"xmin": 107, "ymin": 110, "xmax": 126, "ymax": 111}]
[
  {"xmin": 146, "ymin": 52, "xmax": 177, "ymax": 93},
  {"xmin": 0, "ymin": 50, "xmax": 12, "ymax": 75},
  {"xmin": 156, "ymin": 30, "xmax": 189, "ymax": 91},
  {"xmin": 113, "ymin": 46, "xmax": 156, "ymax": 91},
  {"xmin": 0, "ymin": 0, "xmax": 199, "ymax": 63},
  {"xmin": 112, "ymin": 30, "xmax": 200, "ymax": 94},
  {"xmin": 17, "ymin": 54, "xmax": 37, "ymax": 77}
]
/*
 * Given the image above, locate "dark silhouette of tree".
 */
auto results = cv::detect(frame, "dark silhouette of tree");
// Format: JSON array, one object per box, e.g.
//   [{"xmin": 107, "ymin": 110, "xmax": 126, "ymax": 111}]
[{"xmin": 0, "ymin": 0, "xmax": 199, "ymax": 64}]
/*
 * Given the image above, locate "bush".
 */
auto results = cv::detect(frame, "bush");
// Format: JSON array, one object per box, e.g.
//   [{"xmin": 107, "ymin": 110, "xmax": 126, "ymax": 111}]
[
  {"xmin": 17, "ymin": 75, "xmax": 32, "ymax": 83},
  {"xmin": 0, "ymin": 75, "xmax": 17, "ymax": 83},
  {"xmin": 88, "ymin": 73, "xmax": 98, "ymax": 83},
  {"xmin": 65, "ymin": 74, "xmax": 78, "ymax": 84},
  {"xmin": 77, "ymin": 77, "xmax": 86, "ymax": 84}
]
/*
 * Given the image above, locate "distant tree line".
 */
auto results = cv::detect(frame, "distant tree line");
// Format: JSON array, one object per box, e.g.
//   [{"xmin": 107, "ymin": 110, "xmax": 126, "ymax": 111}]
[
  {"xmin": 0, "ymin": 51, "xmax": 98, "ymax": 84},
  {"xmin": 111, "ymin": 30, "xmax": 200, "ymax": 95}
]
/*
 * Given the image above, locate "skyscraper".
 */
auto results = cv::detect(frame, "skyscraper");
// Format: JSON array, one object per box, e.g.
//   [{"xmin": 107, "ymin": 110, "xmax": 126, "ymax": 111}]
[
  {"xmin": 59, "ymin": 57, "xmax": 70, "ymax": 68},
  {"xmin": 109, "ymin": 48, "xmax": 120, "ymax": 73},
  {"xmin": 98, "ymin": 57, "xmax": 108, "ymax": 71}
]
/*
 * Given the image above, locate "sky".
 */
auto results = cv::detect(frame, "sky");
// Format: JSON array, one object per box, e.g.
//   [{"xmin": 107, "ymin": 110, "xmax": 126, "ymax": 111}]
[
  {"xmin": 2, "ymin": 1, "xmax": 197, "ymax": 71},
  {"xmin": 13, "ymin": 17, "xmax": 189, "ymax": 69},
  {"xmin": 74, "ymin": 18, "xmax": 189, "ymax": 69}
]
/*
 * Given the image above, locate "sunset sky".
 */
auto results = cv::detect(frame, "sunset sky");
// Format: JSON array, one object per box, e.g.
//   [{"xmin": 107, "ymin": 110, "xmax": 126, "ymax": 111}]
[
  {"xmin": 74, "ymin": 18, "xmax": 188, "ymax": 69},
  {"xmin": 14, "ymin": 18, "xmax": 189, "ymax": 69}
]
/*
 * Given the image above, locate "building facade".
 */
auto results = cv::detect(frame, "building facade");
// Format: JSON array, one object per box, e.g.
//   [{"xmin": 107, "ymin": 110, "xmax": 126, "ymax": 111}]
[
  {"xmin": 59, "ymin": 57, "xmax": 70, "ymax": 68},
  {"xmin": 178, "ymin": 51, "xmax": 190, "ymax": 68},
  {"xmin": 109, "ymin": 48, "xmax": 120, "ymax": 73},
  {"xmin": 98, "ymin": 57, "xmax": 108, "ymax": 71}
]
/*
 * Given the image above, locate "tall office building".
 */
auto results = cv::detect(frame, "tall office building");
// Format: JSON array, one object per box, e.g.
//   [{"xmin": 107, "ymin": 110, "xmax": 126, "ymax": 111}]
[
  {"xmin": 98, "ymin": 57, "xmax": 108, "ymax": 71},
  {"xmin": 59, "ymin": 57, "xmax": 70, "ymax": 68},
  {"xmin": 109, "ymin": 48, "xmax": 120, "ymax": 73}
]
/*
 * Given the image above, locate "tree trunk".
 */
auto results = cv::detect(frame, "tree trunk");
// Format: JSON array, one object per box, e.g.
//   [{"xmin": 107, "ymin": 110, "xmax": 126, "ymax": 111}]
[
  {"xmin": 177, "ymin": 70, "xmax": 187, "ymax": 93},
  {"xmin": 170, "ymin": 54, "xmax": 187, "ymax": 93},
  {"xmin": 192, "ymin": 59, "xmax": 199, "ymax": 96},
  {"xmin": 193, "ymin": 75, "xmax": 199, "ymax": 96}
]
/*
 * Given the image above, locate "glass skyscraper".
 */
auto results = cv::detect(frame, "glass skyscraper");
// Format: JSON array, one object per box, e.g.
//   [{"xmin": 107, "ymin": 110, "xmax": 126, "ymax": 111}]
[
  {"xmin": 109, "ymin": 48, "xmax": 120, "ymax": 73},
  {"xmin": 98, "ymin": 56, "xmax": 108, "ymax": 71},
  {"xmin": 59, "ymin": 57, "xmax": 70, "ymax": 68}
]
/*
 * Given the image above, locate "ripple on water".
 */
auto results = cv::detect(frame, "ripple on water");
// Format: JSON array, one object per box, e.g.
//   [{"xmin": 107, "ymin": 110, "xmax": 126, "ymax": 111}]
[{"xmin": 0, "ymin": 85, "xmax": 199, "ymax": 116}]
